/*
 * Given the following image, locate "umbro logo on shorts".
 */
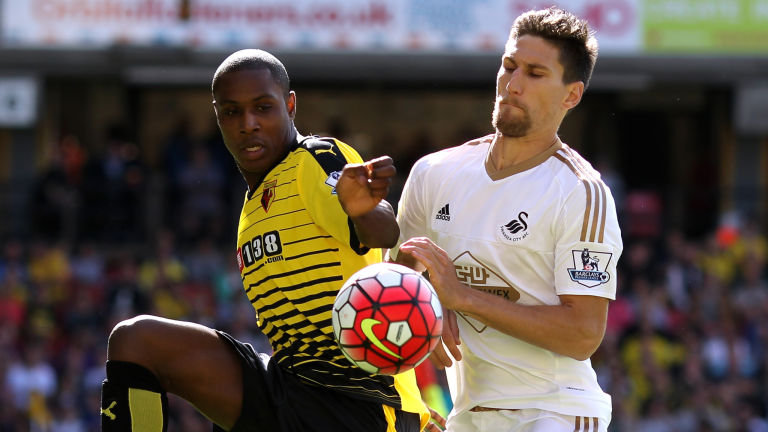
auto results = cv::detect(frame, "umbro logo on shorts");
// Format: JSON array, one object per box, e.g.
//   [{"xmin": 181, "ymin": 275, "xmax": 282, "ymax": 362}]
[{"xmin": 435, "ymin": 203, "xmax": 451, "ymax": 221}]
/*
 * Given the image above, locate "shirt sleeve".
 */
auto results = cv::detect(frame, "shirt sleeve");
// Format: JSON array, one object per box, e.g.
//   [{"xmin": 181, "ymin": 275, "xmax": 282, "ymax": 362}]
[
  {"xmin": 388, "ymin": 156, "xmax": 430, "ymax": 261},
  {"xmin": 297, "ymin": 140, "xmax": 369, "ymax": 255},
  {"xmin": 554, "ymin": 177, "xmax": 623, "ymax": 300}
]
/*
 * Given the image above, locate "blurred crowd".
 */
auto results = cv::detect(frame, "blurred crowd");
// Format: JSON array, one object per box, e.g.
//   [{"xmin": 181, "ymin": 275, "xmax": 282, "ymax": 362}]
[
  {"xmin": 596, "ymin": 212, "xmax": 768, "ymax": 432},
  {"xmin": 1, "ymin": 127, "xmax": 768, "ymax": 432}
]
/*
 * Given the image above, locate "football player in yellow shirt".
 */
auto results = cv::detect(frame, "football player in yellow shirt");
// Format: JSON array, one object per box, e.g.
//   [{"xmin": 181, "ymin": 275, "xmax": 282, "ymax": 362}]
[{"xmin": 100, "ymin": 49, "xmax": 432, "ymax": 432}]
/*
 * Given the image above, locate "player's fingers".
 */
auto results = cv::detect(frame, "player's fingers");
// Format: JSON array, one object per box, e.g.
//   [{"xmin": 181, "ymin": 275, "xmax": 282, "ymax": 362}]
[
  {"xmin": 364, "ymin": 155, "xmax": 394, "ymax": 168},
  {"xmin": 394, "ymin": 251, "xmax": 427, "ymax": 273},
  {"xmin": 342, "ymin": 162, "xmax": 364, "ymax": 173},
  {"xmin": 440, "ymin": 321, "xmax": 461, "ymax": 363},
  {"xmin": 423, "ymin": 241, "xmax": 452, "ymax": 265},
  {"xmin": 369, "ymin": 164, "xmax": 396, "ymax": 179},
  {"xmin": 416, "ymin": 247, "xmax": 454, "ymax": 286},
  {"xmin": 446, "ymin": 310, "xmax": 460, "ymax": 345},
  {"xmin": 404, "ymin": 238, "xmax": 451, "ymax": 268},
  {"xmin": 400, "ymin": 236, "xmax": 431, "ymax": 247},
  {"xmin": 401, "ymin": 239, "xmax": 441, "ymax": 261},
  {"xmin": 403, "ymin": 247, "xmax": 452, "ymax": 298},
  {"xmin": 368, "ymin": 190, "xmax": 388, "ymax": 200},
  {"xmin": 366, "ymin": 182, "xmax": 390, "ymax": 197},
  {"xmin": 424, "ymin": 422, "xmax": 443, "ymax": 432},
  {"xmin": 441, "ymin": 314, "xmax": 457, "ymax": 345},
  {"xmin": 444, "ymin": 311, "xmax": 462, "ymax": 361},
  {"xmin": 367, "ymin": 177, "xmax": 392, "ymax": 191},
  {"xmin": 406, "ymin": 236, "xmax": 442, "ymax": 252},
  {"xmin": 428, "ymin": 407, "xmax": 447, "ymax": 428},
  {"xmin": 341, "ymin": 164, "xmax": 369, "ymax": 182},
  {"xmin": 429, "ymin": 343, "xmax": 453, "ymax": 369},
  {"xmin": 399, "ymin": 244, "xmax": 434, "ymax": 269},
  {"xmin": 443, "ymin": 341, "xmax": 461, "ymax": 365}
]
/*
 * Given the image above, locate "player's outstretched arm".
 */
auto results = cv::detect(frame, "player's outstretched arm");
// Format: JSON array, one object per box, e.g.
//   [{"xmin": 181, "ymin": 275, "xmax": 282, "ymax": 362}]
[
  {"xmin": 400, "ymin": 237, "xmax": 608, "ymax": 361},
  {"xmin": 336, "ymin": 156, "xmax": 399, "ymax": 248}
]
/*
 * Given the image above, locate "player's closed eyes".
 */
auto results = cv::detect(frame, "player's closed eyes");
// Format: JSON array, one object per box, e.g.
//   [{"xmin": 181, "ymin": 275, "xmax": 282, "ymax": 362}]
[{"xmin": 504, "ymin": 62, "xmax": 545, "ymax": 78}]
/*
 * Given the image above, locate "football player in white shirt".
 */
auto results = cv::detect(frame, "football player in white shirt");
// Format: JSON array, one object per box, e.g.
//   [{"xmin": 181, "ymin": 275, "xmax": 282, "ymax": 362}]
[{"xmin": 390, "ymin": 7, "xmax": 622, "ymax": 432}]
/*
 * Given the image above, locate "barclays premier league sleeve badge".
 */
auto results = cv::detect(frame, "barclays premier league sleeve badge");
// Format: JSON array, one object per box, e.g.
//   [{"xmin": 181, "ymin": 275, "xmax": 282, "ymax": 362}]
[
  {"xmin": 325, "ymin": 171, "xmax": 342, "ymax": 194},
  {"xmin": 567, "ymin": 248, "xmax": 612, "ymax": 287}
]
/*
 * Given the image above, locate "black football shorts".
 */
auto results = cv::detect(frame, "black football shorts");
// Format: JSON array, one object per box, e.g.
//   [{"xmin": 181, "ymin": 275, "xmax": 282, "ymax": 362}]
[{"xmin": 215, "ymin": 330, "xmax": 421, "ymax": 432}]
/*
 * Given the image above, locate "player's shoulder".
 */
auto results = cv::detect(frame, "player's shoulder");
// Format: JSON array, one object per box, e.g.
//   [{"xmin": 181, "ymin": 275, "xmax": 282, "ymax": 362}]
[
  {"xmin": 550, "ymin": 143, "xmax": 604, "ymax": 186},
  {"xmin": 550, "ymin": 143, "xmax": 620, "ymax": 220},
  {"xmin": 463, "ymin": 134, "xmax": 494, "ymax": 148},
  {"xmin": 298, "ymin": 135, "xmax": 344, "ymax": 156},
  {"xmin": 552, "ymin": 144, "xmax": 622, "ymax": 245},
  {"xmin": 445, "ymin": 134, "xmax": 493, "ymax": 155},
  {"xmin": 414, "ymin": 134, "xmax": 492, "ymax": 169},
  {"xmin": 295, "ymin": 134, "xmax": 355, "ymax": 175}
]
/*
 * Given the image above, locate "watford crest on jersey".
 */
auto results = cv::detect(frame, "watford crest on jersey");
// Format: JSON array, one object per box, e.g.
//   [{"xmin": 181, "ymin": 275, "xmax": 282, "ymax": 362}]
[{"xmin": 261, "ymin": 180, "xmax": 277, "ymax": 212}]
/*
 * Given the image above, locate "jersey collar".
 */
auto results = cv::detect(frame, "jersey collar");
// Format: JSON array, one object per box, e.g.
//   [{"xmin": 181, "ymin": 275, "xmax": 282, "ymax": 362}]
[{"xmin": 485, "ymin": 138, "xmax": 563, "ymax": 181}]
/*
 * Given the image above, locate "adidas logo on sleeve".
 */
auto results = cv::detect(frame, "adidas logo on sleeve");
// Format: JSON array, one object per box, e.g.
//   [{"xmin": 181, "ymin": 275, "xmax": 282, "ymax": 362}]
[{"xmin": 435, "ymin": 204, "xmax": 451, "ymax": 221}]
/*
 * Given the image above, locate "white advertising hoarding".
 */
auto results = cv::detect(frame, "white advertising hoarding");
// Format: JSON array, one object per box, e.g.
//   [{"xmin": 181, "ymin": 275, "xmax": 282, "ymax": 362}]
[{"xmin": 1, "ymin": 0, "xmax": 641, "ymax": 54}]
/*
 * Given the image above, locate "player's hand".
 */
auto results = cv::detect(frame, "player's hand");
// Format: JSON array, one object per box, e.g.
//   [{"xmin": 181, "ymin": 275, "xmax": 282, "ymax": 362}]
[
  {"xmin": 392, "ymin": 250, "xmax": 427, "ymax": 274},
  {"xmin": 429, "ymin": 309, "xmax": 461, "ymax": 369},
  {"xmin": 336, "ymin": 156, "xmax": 396, "ymax": 218},
  {"xmin": 398, "ymin": 237, "xmax": 465, "ymax": 309},
  {"xmin": 424, "ymin": 406, "xmax": 447, "ymax": 431}
]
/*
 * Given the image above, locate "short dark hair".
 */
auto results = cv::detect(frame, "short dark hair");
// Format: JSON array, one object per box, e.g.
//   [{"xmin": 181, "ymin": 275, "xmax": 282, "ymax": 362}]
[
  {"xmin": 509, "ymin": 7, "xmax": 598, "ymax": 88},
  {"xmin": 211, "ymin": 49, "xmax": 291, "ymax": 97}
]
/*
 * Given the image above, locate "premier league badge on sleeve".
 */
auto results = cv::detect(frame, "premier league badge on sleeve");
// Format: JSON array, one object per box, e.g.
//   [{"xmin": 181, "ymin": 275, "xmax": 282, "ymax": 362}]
[
  {"xmin": 568, "ymin": 248, "xmax": 612, "ymax": 287},
  {"xmin": 325, "ymin": 171, "xmax": 342, "ymax": 194}
]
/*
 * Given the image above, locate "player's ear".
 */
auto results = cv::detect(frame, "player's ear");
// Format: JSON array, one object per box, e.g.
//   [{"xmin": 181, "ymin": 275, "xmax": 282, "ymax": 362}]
[
  {"xmin": 563, "ymin": 81, "xmax": 584, "ymax": 110},
  {"xmin": 212, "ymin": 100, "xmax": 220, "ymax": 119},
  {"xmin": 286, "ymin": 91, "xmax": 296, "ymax": 120}
]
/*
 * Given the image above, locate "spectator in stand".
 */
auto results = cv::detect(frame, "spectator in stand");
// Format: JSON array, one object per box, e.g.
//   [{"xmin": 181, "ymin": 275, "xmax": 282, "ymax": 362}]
[
  {"xmin": 176, "ymin": 144, "xmax": 227, "ymax": 244},
  {"xmin": 105, "ymin": 252, "xmax": 150, "ymax": 325},
  {"xmin": 137, "ymin": 229, "xmax": 187, "ymax": 293},
  {"xmin": 5, "ymin": 341, "xmax": 57, "ymax": 422},
  {"xmin": 183, "ymin": 235, "xmax": 226, "ymax": 284},
  {"xmin": 80, "ymin": 125, "xmax": 147, "ymax": 244},
  {"xmin": 0, "ymin": 265, "xmax": 27, "ymax": 330},
  {"xmin": 69, "ymin": 242, "xmax": 106, "ymax": 287},
  {"xmin": 731, "ymin": 215, "xmax": 768, "ymax": 275}
]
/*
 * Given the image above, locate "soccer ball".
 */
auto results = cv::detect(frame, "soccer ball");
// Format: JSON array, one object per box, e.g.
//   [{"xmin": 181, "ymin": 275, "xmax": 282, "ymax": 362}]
[{"xmin": 332, "ymin": 262, "xmax": 443, "ymax": 375}]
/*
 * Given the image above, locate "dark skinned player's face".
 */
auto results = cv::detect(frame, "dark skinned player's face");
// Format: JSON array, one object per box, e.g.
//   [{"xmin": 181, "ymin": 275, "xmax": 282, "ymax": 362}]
[{"xmin": 213, "ymin": 68, "xmax": 296, "ymax": 189}]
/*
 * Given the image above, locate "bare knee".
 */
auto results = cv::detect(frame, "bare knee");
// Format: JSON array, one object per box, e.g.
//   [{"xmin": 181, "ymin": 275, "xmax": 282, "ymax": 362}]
[{"xmin": 107, "ymin": 315, "xmax": 165, "ymax": 365}]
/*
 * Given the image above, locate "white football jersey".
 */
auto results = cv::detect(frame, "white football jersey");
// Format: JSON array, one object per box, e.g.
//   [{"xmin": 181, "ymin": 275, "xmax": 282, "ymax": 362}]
[{"xmin": 390, "ymin": 135, "xmax": 622, "ymax": 422}]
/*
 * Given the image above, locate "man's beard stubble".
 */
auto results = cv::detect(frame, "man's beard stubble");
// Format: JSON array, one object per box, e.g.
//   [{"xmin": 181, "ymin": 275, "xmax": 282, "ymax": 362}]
[{"xmin": 492, "ymin": 100, "xmax": 531, "ymax": 138}]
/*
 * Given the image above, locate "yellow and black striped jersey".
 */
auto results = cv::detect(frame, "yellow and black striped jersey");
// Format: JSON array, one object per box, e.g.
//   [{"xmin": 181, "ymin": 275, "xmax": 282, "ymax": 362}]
[{"xmin": 235, "ymin": 133, "xmax": 426, "ymax": 419}]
